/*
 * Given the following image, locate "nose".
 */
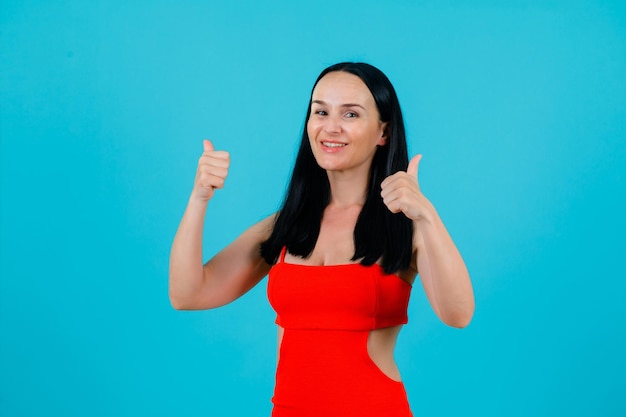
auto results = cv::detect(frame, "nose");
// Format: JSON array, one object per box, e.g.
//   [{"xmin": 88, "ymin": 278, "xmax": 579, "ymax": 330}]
[{"xmin": 323, "ymin": 114, "xmax": 342, "ymax": 134}]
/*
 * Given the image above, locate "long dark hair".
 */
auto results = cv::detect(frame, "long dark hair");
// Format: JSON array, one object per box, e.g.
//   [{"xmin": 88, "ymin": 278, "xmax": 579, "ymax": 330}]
[{"xmin": 260, "ymin": 62, "xmax": 413, "ymax": 274}]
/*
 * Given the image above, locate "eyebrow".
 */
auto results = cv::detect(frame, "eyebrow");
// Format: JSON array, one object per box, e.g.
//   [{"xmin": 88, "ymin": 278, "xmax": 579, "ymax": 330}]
[{"xmin": 311, "ymin": 100, "xmax": 366, "ymax": 110}]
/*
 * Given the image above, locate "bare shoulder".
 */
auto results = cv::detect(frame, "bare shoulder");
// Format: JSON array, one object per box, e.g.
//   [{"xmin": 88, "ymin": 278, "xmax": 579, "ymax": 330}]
[
  {"xmin": 204, "ymin": 213, "xmax": 276, "ymax": 274},
  {"xmin": 224, "ymin": 214, "xmax": 275, "ymax": 259},
  {"xmin": 397, "ymin": 261, "xmax": 418, "ymax": 285},
  {"xmin": 245, "ymin": 213, "xmax": 276, "ymax": 240}
]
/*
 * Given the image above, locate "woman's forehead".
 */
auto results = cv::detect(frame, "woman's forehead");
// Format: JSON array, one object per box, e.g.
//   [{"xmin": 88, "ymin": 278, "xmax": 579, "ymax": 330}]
[{"xmin": 311, "ymin": 72, "xmax": 375, "ymax": 107}]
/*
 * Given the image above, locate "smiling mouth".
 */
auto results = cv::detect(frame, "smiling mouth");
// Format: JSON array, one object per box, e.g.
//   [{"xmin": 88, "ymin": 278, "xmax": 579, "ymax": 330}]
[{"xmin": 321, "ymin": 141, "xmax": 347, "ymax": 148}]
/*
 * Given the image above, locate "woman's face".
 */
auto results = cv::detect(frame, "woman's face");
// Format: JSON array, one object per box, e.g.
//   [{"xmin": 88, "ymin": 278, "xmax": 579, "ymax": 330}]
[{"xmin": 307, "ymin": 71, "xmax": 387, "ymax": 175}]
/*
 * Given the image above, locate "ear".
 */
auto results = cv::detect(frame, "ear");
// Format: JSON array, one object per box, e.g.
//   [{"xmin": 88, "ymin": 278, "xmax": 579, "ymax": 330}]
[{"xmin": 377, "ymin": 122, "xmax": 389, "ymax": 146}]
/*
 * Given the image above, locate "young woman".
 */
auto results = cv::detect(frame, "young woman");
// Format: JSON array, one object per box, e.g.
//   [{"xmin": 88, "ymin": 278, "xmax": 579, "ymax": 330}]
[{"xmin": 169, "ymin": 62, "xmax": 474, "ymax": 417}]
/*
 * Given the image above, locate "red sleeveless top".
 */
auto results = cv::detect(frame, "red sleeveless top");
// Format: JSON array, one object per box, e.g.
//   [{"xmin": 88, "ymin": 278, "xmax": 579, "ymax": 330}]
[
  {"xmin": 267, "ymin": 248, "xmax": 414, "ymax": 417},
  {"xmin": 267, "ymin": 248, "xmax": 412, "ymax": 330}
]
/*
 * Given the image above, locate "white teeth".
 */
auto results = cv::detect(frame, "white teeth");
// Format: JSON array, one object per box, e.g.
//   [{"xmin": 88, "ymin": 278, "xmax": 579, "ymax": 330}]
[{"xmin": 322, "ymin": 142, "xmax": 346, "ymax": 148}]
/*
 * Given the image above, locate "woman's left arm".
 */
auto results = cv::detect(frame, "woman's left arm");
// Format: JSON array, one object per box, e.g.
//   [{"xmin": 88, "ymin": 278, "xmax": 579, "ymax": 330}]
[{"xmin": 381, "ymin": 155, "xmax": 475, "ymax": 328}]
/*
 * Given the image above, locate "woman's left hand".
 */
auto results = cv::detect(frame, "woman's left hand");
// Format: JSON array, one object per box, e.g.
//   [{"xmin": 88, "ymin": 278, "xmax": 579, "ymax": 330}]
[
  {"xmin": 381, "ymin": 154, "xmax": 434, "ymax": 223},
  {"xmin": 382, "ymin": 155, "xmax": 475, "ymax": 327}
]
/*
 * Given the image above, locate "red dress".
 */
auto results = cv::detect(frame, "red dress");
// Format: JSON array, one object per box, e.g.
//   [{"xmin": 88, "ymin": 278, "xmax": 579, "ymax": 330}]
[{"xmin": 267, "ymin": 248, "xmax": 413, "ymax": 417}]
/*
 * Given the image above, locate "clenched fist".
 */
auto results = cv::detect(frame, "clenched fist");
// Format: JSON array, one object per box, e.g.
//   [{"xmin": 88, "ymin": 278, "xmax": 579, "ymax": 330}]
[{"xmin": 192, "ymin": 140, "xmax": 230, "ymax": 202}]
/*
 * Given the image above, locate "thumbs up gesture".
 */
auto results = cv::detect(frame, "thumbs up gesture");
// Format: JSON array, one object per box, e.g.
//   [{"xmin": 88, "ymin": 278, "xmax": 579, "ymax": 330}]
[
  {"xmin": 192, "ymin": 139, "xmax": 230, "ymax": 202},
  {"xmin": 381, "ymin": 154, "xmax": 434, "ymax": 223}
]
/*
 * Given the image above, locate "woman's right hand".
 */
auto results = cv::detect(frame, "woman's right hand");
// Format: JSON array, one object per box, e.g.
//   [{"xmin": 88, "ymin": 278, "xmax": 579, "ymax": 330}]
[{"xmin": 192, "ymin": 139, "xmax": 230, "ymax": 202}]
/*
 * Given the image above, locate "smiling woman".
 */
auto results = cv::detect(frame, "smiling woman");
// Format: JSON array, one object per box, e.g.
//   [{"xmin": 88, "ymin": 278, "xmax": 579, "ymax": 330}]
[
  {"xmin": 169, "ymin": 62, "xmax": 474, "ymax": 417},
  {"xmin": 307, "ymin": 71, "xmax": 388, "ymax": 175}
]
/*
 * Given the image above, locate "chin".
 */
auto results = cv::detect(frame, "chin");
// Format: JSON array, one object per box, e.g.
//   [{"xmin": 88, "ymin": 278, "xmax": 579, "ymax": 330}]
[
  {"xmin": 313, "ymin": 155, "xmax": 341, "ymax": 171},
  {"xmin": 316, "ymin": 161, "xmax": 345, "ymax": 172}
]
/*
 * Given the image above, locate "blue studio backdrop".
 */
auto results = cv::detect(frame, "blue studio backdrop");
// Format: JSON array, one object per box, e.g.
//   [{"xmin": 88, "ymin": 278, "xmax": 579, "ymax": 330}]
[{"xmin": 1, "ymin": 1, "xmax": 625, "ymax": 416}]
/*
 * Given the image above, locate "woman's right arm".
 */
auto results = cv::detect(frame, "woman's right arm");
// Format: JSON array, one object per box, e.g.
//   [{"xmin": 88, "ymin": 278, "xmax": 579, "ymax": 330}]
[{"xmin": 169, "ymin": 140, "xmax": 273, "ymax": 310}]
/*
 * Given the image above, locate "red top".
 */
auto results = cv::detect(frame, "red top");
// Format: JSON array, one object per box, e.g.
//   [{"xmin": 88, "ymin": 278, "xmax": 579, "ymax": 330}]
[{"xmin": 267, "ymin": 248, "xmax": 412, "ymax": 331}]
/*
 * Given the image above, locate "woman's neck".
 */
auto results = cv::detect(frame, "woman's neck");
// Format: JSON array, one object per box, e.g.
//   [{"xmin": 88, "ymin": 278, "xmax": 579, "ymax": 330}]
[{"xmin": 326, "ymin": 169, "xmax": 369, "ymax": 208}]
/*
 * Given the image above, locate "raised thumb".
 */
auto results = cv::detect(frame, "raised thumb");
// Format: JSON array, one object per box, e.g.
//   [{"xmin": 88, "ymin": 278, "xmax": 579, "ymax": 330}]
[
  {"xmin": 203, "ymin": 139, "xmax": 214, "ymax": 153},
  {"xmin": 407, "ymin": 154, "xmax": 422, "ymax": 178}
]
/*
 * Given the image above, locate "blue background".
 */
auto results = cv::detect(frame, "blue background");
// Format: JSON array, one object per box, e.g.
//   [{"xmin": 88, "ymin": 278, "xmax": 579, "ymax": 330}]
[{"xmin": 1, "ymin": 1, "xmax": 625, "ymax": 416}]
